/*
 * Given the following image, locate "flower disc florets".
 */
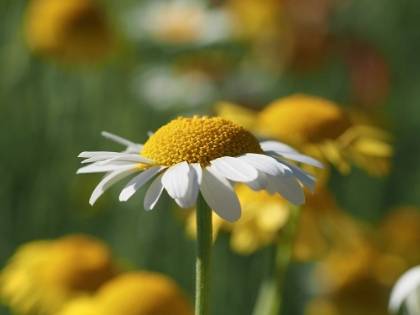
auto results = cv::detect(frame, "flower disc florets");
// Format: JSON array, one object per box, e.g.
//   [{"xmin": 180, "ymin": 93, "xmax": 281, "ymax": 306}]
[{"xmin": 141, "ymin": 115, "xmax": 264, "ymax": 166}]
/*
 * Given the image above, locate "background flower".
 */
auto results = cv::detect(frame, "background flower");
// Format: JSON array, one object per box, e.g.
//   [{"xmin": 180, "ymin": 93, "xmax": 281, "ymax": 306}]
[
  {"xmin": 306, "ymin": 206, "xmax": 420, "ymax": 315},
  {"xmin": 0, "ymin": 235, "xmax": 119, "ymax": 315},
  {"xmin": 57, "ymin": 272, "xmax": 194, "ymax": 315},
  {"xmin": 186, "ymin": 184, "xmax": 363, "ymax": 262},
  {"xmin": 23, "ymin": 0, "xmax": 114, "ymax": 64},
  {"xmin": 216, "ymin": 94, "xmax": 393, "ymax": 182}
]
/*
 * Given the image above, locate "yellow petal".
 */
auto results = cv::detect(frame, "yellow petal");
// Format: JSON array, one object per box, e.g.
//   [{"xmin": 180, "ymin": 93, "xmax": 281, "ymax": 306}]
[
  {"xmin": 215, "ymin": 101, "xmax": 259, "ymax": 130},
  {"xmin": 352, "ymin": 138, "xmax": 393, "ymax": 157}
]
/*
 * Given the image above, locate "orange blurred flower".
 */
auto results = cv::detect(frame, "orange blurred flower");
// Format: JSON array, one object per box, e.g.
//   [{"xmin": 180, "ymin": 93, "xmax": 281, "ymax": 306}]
[{"xmin": 23, "ymin": 0, "xmax": 114, "ymax": 64}]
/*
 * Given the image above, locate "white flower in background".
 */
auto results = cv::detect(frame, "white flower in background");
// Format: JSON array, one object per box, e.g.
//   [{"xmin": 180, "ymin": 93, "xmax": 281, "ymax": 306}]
[
  {"xmin": 131, "ymin": 66, "xmax": 217, "ymax": 111},
  {"xmin": 77, "ymin": 116, "xmax": 322, "ymax": 222},
  {"xmin": 123, "ymin": 0, "xmax": 232, "ymax": 45},
  {"xmin": 389, "ymin": 266, "xmax": 420, "ymax": 315}
]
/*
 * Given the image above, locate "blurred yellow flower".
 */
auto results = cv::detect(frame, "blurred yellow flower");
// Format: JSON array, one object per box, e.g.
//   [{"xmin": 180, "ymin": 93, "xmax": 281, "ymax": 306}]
[
  {"xmin": 217, "ymin": 94, "xmax": 393, "ymax": 182},
  {"xmin": 23, "ymin": 0, "xmax": 114, "ymax": 64},
  {"xmin": 218, "ymin": 183, "xmax": 290, "ymax": 255},
  {"xmin": 307, "ymin": 206, "xmax": 420, "ymax": 315},
  {"xmin": 305, "ymin": 278, "xmax": 390, "ymax": 315},
  {"xmin": 306, "ymin": 231, "xmax": 387, "ymax": 315},
  {"xmin": 0, "ymin": 234, "xmax": 118, "ymax": 315},
  {"xmin": 374, "ymin": 206, "xmax": 420, "ymax": 286},
  {"xmin": 292, "ymin": 186, "xmax": 363, "ymax": 261},
  {"xmin": 185, "ymin": 184, "xmax": 287, "ymax": 254},
  {"xmin": 57, "ymin": 272, "xmax": 194, "ymax": 315},
  {"xmin": 187, "ymin": 183, "xmax": 360, "ymax": 261}
]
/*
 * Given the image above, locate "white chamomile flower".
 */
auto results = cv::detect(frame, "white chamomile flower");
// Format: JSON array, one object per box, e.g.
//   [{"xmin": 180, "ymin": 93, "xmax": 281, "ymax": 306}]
[
  {"xmin": 123, "ymin": 0, "xmax": 231, "ymax": 45},
  {"xmin": 77, "ymin": 115, "xmax": 322, "ymax": 222}
]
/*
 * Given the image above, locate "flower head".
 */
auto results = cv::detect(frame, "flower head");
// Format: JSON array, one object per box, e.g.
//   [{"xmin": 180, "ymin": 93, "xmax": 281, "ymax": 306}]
[
  {"xmin": 57, "ymin": 272, "xmax": 194, "ymax": 315},
  {"xmin": 77, "ymin": 115, "xmax": 322, "ymax": 222},
  {"xmin": 216, "ymin": 94, "xmax": 393, "ymax": 181},
  {"xmin": 24, "ymin": 0, "xmax": 113, "ymax": 64},
  {"xmin": 0, "ymin": 235, "xmax": 118, "ymax": 315}
]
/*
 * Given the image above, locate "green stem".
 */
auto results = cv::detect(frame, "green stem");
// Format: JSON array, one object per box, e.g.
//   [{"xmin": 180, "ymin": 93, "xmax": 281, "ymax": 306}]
[
  {"xmin": 272, "ymin": 205, "xmax": 300, "ymax": 315},
  {"xmin": 195, "ymin": 193, "xmax": 213, "ymax": 315},
  {"xmin": 252, "ymin": 205, "xmax": 300, "ymax": 315}
]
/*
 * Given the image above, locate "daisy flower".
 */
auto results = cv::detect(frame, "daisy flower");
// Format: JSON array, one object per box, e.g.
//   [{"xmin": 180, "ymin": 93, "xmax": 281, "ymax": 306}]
[{"xmin": 77, "ymin": 115, "xmax": 322, "ymax": 222}]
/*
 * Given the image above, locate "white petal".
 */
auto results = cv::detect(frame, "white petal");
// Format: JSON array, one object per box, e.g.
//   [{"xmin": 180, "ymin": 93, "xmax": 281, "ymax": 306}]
[
  {"xmin": 119, "ymin": 166, "xmax": 166, "ymax": 201},
  {"xmin": 161, "ymin": 162, "xmax": 190, "ymax": 200},
  {"xmin": 238, "ymin": 153, "xmax": 293, "ymax": 177},
  {"xmin": 79, "ymin": 151, "xmax": 121, "ymax": 158},
  {"xmin": 77, "ymin": 163, "xmax": 138, "ymax": 174},
  {"xmin": 99, "ymin": 154, "xmax": 153, "ymax": 165},
  {"xmin": 405, "ymin": 288, "xmax": 420, "ymax": 315},
  {"xmin": 175, "ymin": 163, "xmax": 203, "ymax": 208},
  {"xmin": 265, "ymin": 182, "xmax": 277, "ymax": 195},
  {"xmin": 89, "ymin": 165, "xmax": 139, "ymax": 205},
  {"xmin": 124, "ymin": 146, "xmax": 144, "ymax": 154},
  {"xmin": 101, "ymin": 131, "xmax": 140, "ymax": 147},
  {"xmin": 244, "ymin": 169, "xmax": 268, "ymax": 191},
  {"xmin": 82, "ymin": 153, "xmax": 123, "ymax": 164},
  {"xmin": 278, "ymin": 160, "xmax": 317, "ymax": 193},
  {"xmin": 389, "ymin": 266, "xmax": 420, "ymax": 313},
  {"xmin": 266, "ymin": 175, "xmax": 305, "ymax": 206},
  {"xmin": 200, "ymin": 167, "xmax": 241, "ymax": 223},
  {"xmin": 275, "ymin": 152, "xmax": 324, "ymax": 168},
  {"xmin": 144, "ymin": 173, "xmax": 165, "ymax": 211},
  {"xmin": 260, "ymin": 141, "xmax": 298, "ymax": 154},
  {"xmin": 210, "ymin": 156, "xmax": 258, "ymax": 182}
]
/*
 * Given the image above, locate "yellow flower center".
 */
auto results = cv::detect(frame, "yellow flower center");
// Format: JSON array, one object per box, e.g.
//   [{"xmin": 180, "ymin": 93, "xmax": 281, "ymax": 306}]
[
  {"xmin": 141, "ymin": 115, "xmax": 263, "ymax": 167},
  {"xmin": 256, "ymin": 94, "xmax": 352, "ymax": 144}
]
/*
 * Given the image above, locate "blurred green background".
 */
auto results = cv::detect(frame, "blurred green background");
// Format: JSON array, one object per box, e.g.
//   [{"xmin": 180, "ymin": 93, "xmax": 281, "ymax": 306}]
[{"xmin": 1, "ymin": 0, "xmax": 420, "ymax": 314}]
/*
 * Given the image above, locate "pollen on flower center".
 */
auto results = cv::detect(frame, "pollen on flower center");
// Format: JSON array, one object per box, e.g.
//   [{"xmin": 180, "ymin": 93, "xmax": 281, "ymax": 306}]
[
  {"xmin": 256, "ymin": 94, "xmax": 352, "ymax": 144},
  {"xmin": 141, "ymin": 115, "xmax": 263, "ymax": 166}
]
